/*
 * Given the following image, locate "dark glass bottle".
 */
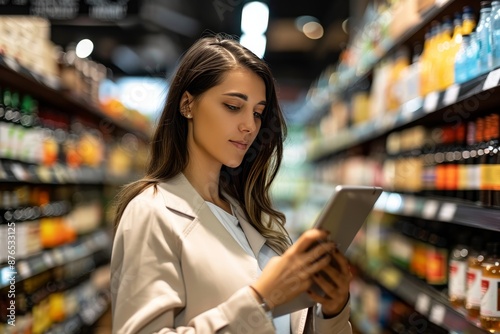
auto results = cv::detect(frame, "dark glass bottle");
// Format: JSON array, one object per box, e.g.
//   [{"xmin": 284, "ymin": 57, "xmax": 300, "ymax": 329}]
[
  {"xmin": 480, "ymin": 114, "xmax": 493, "ymax": 206},
  {"xmin": 426, "ymin": 223, "xmax": 448, "ymax": 290},
  {"xmin": 488, "ymin": 114, "xmax": 500, "ymax": 207},
  {"xmin": 464, "ymin": 121, "xmax": 477, "ymax": 203}
]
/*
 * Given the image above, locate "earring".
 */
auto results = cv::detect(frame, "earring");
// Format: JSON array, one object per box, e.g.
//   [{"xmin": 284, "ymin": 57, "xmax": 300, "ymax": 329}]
[{"xmin": 186, "ymin": 114, "xmax": 192, "ymax": 119}]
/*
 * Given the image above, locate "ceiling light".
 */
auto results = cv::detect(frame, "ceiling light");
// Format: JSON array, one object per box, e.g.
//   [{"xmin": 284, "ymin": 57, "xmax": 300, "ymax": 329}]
[
  {"xmin": 75, "ymin": 39, "xmax": 94, "ymax": 58},
  {"xmin": 241, "ymin": 2, "xmax": 269, "ymax": 35},
  {"xmin": 240, "ymin": 34, "xmax": 267, "ymax": 58},
  {"xmin": 303, "ymin": 22, "xmax": 324, "ymax": 40},
  {"xmin": 295, "ymin": 15, "xmax": 318, "ymax": 31}
]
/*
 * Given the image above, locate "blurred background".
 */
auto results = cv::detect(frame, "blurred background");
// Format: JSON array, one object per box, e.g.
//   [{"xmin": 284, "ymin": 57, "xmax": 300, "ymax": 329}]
[{"xmin": 2, "ymin": 0, "xmax": 500, "ymax": 333}]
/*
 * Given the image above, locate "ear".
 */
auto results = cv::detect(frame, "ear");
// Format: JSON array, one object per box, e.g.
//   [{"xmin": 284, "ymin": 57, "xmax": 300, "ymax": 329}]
[{"xmin": 179, "ymin": 91, "xmax": 194, "ymax": 117}]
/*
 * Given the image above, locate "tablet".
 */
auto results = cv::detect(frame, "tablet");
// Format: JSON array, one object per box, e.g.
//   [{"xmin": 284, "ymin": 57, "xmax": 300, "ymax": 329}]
[
  {"xmin": 312, "ymin": 185, "xmax": 383, "ymax": 252},
  {"xmin": 272, "ymin": 185, "xmax": 383, "ymax": 317}
]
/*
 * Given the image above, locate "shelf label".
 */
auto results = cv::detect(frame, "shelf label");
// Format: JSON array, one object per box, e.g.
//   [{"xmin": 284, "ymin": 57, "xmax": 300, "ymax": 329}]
[
  {"xmin": 403, "ymin": 196, "xmax": 417, "ymax": 216},
  {"xmin": 429, "ymin": 303, "xmax": 446, "ymax": 325},
  {"xmin": 422, "ymin": 200, "xmax": 439, "ymax": 220},
  {"xmin": 438, "ymin": 202, "xmax": 457, "ymax": 222},
  {"xmin": 443, "ymin": 84, "xmax": 460, "ymax": 106},
  {"xmin": 415, "ymin": 292, "xmax": 431, "ymax": 315},
  {"xmin": 483, "ymin": 68, "xmax": 500, "ymax": 91},
  {"xmin": 423, "ymin": 92, "xmax": 439, "ymax": 113}
]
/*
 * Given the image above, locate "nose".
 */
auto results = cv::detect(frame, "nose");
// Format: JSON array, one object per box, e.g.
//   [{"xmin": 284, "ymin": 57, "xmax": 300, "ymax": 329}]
[{"xmin": 239, "ymin": 111, "xmax": 257, "ymax": 133}]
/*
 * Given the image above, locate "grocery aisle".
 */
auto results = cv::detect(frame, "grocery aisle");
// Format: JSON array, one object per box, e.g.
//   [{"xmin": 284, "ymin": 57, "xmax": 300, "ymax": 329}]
[
  {"xmin": 295, "ymin": 0, "xmax": 500, "ymax": 333},
  {"xmin": 1, "ymin": 0, "xmax": 500, "ymax": 333}
]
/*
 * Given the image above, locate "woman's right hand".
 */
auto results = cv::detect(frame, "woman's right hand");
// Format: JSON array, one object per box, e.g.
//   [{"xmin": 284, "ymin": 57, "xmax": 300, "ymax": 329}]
[{"xmin": 250, "ymin": 229, "xmax": 335, "ymax": 309}]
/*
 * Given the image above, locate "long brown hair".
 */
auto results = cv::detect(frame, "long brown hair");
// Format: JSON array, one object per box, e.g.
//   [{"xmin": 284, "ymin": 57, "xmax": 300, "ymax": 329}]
[{"xmin": 113, "ymin": 33, "xmax": 291, "ymax": 253}]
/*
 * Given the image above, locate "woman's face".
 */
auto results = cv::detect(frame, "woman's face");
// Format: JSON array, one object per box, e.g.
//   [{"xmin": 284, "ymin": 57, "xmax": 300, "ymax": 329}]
[{"xmin": 185, "ymin": 67, "xmax": 266, "ymax": 169}]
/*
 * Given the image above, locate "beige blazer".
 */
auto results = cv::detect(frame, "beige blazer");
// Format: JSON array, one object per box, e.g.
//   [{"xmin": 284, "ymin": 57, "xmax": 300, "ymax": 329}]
[{"xmin": 110, "ymin": 173, "xmax": 352, "ymax": 334}]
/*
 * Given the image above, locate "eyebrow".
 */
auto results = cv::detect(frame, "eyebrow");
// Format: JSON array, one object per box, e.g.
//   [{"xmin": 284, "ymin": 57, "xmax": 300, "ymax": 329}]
[{"xmin": 223, "ymin": 92, "xmax": 266, "ymax": 106}]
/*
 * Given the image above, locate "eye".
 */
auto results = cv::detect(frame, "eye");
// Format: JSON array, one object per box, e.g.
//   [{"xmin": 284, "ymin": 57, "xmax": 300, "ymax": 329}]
[
  {"xmin": 253, "ymin": 112, "xmax": 263, "ymax": 119},
  {"xmin": 224, "ymin": 103, "xmax": 239, "ymax": 111}
]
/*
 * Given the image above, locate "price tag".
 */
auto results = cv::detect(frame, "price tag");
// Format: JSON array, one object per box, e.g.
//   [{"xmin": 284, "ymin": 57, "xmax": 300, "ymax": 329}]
[
  {"xmin": 10, "ymin": 163, "xmax": 26, "ymax": 181},
  {"xmin": 438, "ymin": 202, "xmax": 457, "ymax": 222},
  {"xmin": 429, "ymin": 303, "xmax": 446, "ymax": 325},
  {"xmin": 422, "ymin": 200, "xmax": 439, "ymax": 219},
  {"xmin": 17, "ymin": 261, "xmax": 31, "ymax": 279},
  {"xmin": 443, "ymin": 84, "xmax": 460, "ymax": 106},
  {"xmin": 403, "ymin": 196, "xmax": 417, "ymax": 216},
  {"xmin": 483, "ymin": 68, "xmax": 500, "ymax": 91},
  {"xmin": 42, "ymin": 252, "xmax": 54, "ymax": 268},
  {"xmin": 423, "ymin": 92, "xmax": 439, "ymax": 113},
  {"xmin": 415, "ymin": 293, "xmax": 431, "ymax": 315}
]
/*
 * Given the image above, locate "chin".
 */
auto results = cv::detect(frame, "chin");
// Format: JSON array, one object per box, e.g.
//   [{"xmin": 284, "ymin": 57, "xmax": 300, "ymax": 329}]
[{"xmin": 224, "ymin": 158, "xmax": 244, "ymax": 169}]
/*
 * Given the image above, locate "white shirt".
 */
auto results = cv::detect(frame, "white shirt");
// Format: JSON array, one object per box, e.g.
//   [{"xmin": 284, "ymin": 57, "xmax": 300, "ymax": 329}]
[{"xmin": 206, "ymin": 201, "xmax": 291, "ymax": 334}]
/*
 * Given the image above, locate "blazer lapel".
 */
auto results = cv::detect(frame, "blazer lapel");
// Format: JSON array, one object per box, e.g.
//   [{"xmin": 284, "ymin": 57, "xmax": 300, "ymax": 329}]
[
  {"xmin": 158, "ymin": 173, "xmax": 257, "ymax": 260},
  {"xmin": 225, "ymin": 195, "xmax": 266, "ymax": 258}
]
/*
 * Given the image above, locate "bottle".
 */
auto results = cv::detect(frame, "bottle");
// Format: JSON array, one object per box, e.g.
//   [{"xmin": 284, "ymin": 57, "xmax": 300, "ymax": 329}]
[
  {"xmin": 426, "ymin": 223, "xmax": 448, "ymax": 290},
  {"xmin": 436, "ymin": 17, "xmax": 453, "ymax": 90},
  {"xmin": 471, "ymin": 118, "xmax": 486, "ymax": 205},
  {"xmin": 462, "ymin": 6, "xmax": 477, "ymax": 34},
  {"xmin": 464, "ymin": 121, "xmax": 478, "ymax": 203},
  {"xmin": 448, "ymin": 232, "xmax": 470, "ymax": 308},
  {"xmin": 467, "ymin": 33, "xmax": 481, "ymax": 80},
  {"xmin": 477, "ymin": 1, "xmax": 494, "ymax": 74},
  {"xmin": 455, "ymin": 123, "xmax": 467, "ymax": 200},
  {"xmin": 480, "ymin": 242, "xmax": 500, "ymax": 331},
  {"xmin": 490, "ymin": 114, "xmax": 500, "ymax": 207},
  {"xmin": 455, "ymin": 34, "xmax": 471, "ymax": 84},
  {"xmin": 480, "ymin": 115, "xmax": 493, "ymax": 207},
  {"xmin": 410, "ymin": 220, "xmax": 429, "ymax": 280},
  {"xmin": 466, "ymin": 235, "xmax": 487, "ymax": 319},
  {"xmin": 444, "ymin": 13, "xmax": 464, "ymax": 88},
  {"xmin": 491, "ymin": 1, "xmax": 500, "ymax": 67}
]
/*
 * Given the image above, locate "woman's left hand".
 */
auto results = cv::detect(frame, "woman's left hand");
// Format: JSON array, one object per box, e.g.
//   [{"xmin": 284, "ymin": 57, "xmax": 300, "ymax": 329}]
[{"xmin": 306, "ymin": 245, "xmax": 352, "ymax": 317}]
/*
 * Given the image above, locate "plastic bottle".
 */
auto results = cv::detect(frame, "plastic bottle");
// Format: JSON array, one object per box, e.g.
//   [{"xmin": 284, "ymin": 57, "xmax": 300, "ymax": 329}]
[
  {"xmin": 455, "ymin": 34, "xmax": 471, "ymax": 84},
  {"xmin": 466, "ymin": 235, "xmax": 487, "ymax": 319},
  {"xmin": 491, "ymin": 1, "xmax": 500, "ymax": 67},
  {"xmin": 467, "ymin": 33, "xmax": 481, "ymax": 80},
  {"xmin": 480, "ymin": 242, "xmax": 500, "ymax": 331},
  {"xmin": 477, "ymin": 1, "xmax": 494, "ymax": 74},
  {"xmin": 437, "ymin": 17, "xmax": 453, "ymax": 90},
  {"xmin": 462, "ymin": 6, "xmax": 477, "ymax": 34}
]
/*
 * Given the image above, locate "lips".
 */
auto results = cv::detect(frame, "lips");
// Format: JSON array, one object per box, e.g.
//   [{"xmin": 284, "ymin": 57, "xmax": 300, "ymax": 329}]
[{"xmin": 230, "ymin": 140, "xmax": 248, "ymax": 150}]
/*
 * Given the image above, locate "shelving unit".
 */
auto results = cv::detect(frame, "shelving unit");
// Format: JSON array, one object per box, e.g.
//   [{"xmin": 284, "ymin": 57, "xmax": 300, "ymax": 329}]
[
  {"xmin": 351, "ymin": 251, "xmax": 488, "ymax": 334},
  {"xmin": 375, "ymin": 191, "xmax": 500, "ymax": 231},
  {"xmin": 307, "ymin": 67, "xmax": 500, "ymax": 161},
  {"xmin": 301, "ymin": 0, "xmax": 500, "ymax": 332},
  {"xmin": 0, "ymin": 48, "xmax": 148, "ymax": 333}
]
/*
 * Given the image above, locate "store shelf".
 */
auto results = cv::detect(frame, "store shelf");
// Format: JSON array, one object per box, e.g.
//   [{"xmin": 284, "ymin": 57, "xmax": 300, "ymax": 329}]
[
  {"xmin": 45, "ymin": 288, "xmax": 111, "ymax": 334},
  {"xmin": 352, "ymin": 253, "xmax": 488, "ymax": 334},
  {"xmin": 0, "ymin": 229, "xmax": 111, "ymax": 288},
  {"xmin": 307, "ymin": 67, "xmax": 500, "ymax": 161},
  {"xmin": 375, "ymin": 191, "xmax": 500, "ymax": 232},
  {"xmin": 0, "ymin": 56, "xmax": 151, "ymax": 141},
  {"xmin": 0, "ymin": 159, "xmax": 140, "ymax": 185},
  {"xmin": 300, "ymin": 0, "xmax": 464, "ymax": 125}
]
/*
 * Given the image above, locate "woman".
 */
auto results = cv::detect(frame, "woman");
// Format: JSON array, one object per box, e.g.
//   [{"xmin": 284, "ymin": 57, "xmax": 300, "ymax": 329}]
[{"xmin": 110, "ymin": 34, "xmax": 352, "ymax": 334}]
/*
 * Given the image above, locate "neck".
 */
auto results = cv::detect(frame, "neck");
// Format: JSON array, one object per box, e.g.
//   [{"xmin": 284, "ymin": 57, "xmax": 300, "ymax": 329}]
[{"xmin": 183, "ymin": 160, "xmax": 222, "ymax": 204}]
